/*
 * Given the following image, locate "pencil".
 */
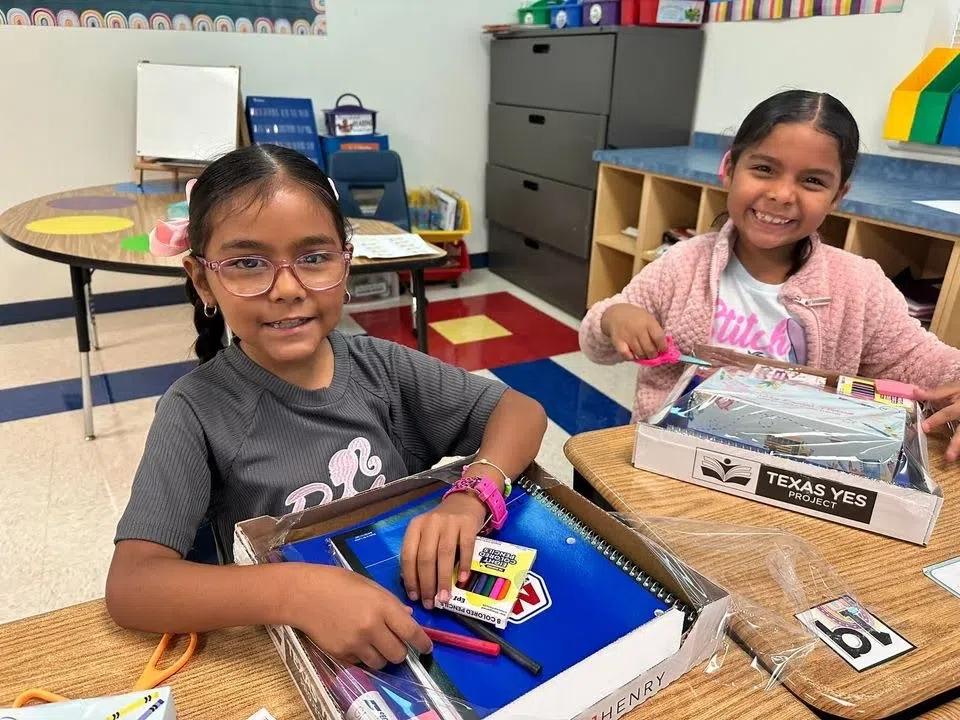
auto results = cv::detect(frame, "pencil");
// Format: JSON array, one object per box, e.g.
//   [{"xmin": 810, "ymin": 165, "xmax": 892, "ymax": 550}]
[{"xmin": 448, "ymin": 613, "xmax": 542, "ymax": 675}]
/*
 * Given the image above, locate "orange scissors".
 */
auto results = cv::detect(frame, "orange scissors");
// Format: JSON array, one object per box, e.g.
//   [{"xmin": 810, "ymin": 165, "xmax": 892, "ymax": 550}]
[{"xmin": 13, "ymin": 632, "xmax": 198, "ymax": 708}]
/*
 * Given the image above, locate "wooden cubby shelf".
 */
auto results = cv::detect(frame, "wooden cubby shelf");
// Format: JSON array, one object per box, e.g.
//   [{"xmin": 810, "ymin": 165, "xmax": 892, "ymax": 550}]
[{"xmin": 587, "ymin": 163, "xmax": 960, "ymax": 348}]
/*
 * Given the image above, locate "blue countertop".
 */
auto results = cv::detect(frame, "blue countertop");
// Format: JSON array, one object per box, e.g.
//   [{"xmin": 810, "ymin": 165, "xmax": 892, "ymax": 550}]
[{"xmin": 594, "ymin": 134, "xmax": 960, "ymax": 237}]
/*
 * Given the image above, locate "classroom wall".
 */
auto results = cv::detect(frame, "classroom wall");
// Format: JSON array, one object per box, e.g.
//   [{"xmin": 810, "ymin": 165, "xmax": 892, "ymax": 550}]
[
  {"xmin": 0, "ymin": 0, "xmax": 516, "ymax": 305},
  {"xmin": 693, "ymin": 0, "xmax": 960, "ymax": 159}
]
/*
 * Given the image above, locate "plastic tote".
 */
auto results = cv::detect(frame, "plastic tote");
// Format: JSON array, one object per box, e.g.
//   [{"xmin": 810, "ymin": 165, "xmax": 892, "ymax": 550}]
[
  {"xmin": 583, "ymin": 0, "xmax": 620, "ymax": 25},
  {"xmin": 550, "ymin": 2, "xmax": 583, "ymax": 28},
  {"xmin": 322, "ymin": 93, "xmax": 378, "ymax": 137}
]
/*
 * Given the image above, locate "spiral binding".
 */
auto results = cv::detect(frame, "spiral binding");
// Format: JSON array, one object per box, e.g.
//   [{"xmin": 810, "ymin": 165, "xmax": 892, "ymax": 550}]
[{"xmin": 515, "ymin": 476, "xmax": 699, "ymax": 629}]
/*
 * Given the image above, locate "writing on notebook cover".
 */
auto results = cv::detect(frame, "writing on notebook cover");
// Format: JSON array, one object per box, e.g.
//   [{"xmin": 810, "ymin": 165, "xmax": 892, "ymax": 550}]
[{"xmin": 509, "ymin": 571, "xmax": 552, "ymax": 624}]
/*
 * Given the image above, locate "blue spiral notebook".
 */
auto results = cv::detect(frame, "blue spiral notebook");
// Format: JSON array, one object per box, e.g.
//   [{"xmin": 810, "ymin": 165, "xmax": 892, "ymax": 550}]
[{"xmin": 279, "ymin": 479, "xmax": 686, "ymax": 720}]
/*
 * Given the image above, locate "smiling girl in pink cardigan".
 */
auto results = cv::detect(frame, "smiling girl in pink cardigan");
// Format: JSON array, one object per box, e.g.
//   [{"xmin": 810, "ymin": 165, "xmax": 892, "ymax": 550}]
[{"xmin": 580, "ymin": 90, "xmax": 960, "ymax": 459}]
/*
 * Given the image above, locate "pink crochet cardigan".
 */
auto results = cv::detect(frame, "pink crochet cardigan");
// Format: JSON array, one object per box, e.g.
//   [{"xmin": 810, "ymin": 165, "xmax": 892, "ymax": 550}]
[{"xmin": 580, "ymin": 220, "xmax": 960, "ymax": 422}]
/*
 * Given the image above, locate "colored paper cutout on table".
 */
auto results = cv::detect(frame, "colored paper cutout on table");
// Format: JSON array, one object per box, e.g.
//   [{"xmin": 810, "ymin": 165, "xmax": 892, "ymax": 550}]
[
  {"xmin": 0, "ymin": 2, "xmax": 326, "ymax": 34},
  {"xmin": 120, "ymin": 233, "xmax": 151, "ymax": 253},
  {"xmin": 709, "ymin": 0, "xmax": 904, "ymax": 22},
  {"xmin": 48, "ymin": 195, "xmax": 137, "ymax": 211},
  {"xmin": 26, "ymin": 215, "xmax": 134, "ymax": 235}
]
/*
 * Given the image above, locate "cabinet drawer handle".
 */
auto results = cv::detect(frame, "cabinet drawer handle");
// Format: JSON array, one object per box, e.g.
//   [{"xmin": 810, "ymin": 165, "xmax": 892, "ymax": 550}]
[
  {"xmin": 524, "ymin": 238, "xmax": 540, "ymax": 250},
  {"xmin": 522, "ymin": 180, "xmax": 539, "ymax": 191},
  {"xmin": 533, "ymin": 43, "xmax": 550, "ymax": 54},
  {"xmin": 528, "ymin": 114, "xmax": 545, "ymax": 125}
]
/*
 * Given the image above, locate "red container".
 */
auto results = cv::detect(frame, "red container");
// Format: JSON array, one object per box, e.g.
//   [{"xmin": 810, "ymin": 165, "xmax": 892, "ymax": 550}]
[{"xmin": 621, "ymin": 0, "xmax": 704, "ymax": 26}]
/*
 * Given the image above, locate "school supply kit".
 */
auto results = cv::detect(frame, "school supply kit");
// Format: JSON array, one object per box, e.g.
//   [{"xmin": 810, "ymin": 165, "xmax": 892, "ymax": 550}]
[
  {"xmin": 633, "ymin": 346, "xmax": 943, "ymax": 544},
  {"xmin": 234, "ymin": 461, "xmax": 731, "ymax": 720}
]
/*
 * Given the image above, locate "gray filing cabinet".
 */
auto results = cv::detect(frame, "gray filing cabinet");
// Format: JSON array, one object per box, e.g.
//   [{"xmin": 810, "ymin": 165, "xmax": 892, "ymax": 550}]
[{"xmin": 486, "ymin": 26, "xmax": 703, "ymax": 318}]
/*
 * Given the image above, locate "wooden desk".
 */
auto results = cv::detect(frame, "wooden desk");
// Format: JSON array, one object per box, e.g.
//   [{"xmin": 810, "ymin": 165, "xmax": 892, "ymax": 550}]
[
  {"xmin": 0, "ymin": 184, "xmax": 446, "ymax": 439},
  {"xmin": 0, "ymin": 601, "xmax": 309, "ymax": 718},
  {"xmin": 565, "ymin": 426, "xmax": 960, "ymax": 719},
  {"xmin": 0, "ymin": 600, "xmax": 815, "ymax": 720}
]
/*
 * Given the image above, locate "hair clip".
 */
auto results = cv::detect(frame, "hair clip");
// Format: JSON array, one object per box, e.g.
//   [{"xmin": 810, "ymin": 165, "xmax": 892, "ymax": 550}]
[
  {"xmin": 327, "ymin": 177, "xmax": 340, "ymax": 201},
  {"xmin": 719, "ymin": 150, "xmax": 731, "ymax": 179},
  {"xmin": 148, "ymin": 178, "xmax": 196, "ymax": 257}
]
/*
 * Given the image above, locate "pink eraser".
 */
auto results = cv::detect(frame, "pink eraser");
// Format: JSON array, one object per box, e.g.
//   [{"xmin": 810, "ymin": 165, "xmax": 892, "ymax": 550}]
[{"xmin": 874, "ymin": 379, "xmax": 917, "ymax": 400}]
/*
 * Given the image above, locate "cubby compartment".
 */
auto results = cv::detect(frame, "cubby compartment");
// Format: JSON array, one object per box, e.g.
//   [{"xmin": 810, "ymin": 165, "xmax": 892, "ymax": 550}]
[
  {"xmin": 586, "ymin": 242, "xmax": 636, "ymax": 306},
  {"xmin": 695, "ymin": 186, "xmax": 728, "ymax": 234},
  {"xmin": 845, "ymin": 220, "xmax": 952, "ymax": 280},
  {"xmin": 819, "ymin": 214, "xmax": 851, "ymax": 249},
  {"xmin": 593, "ymin": 165, "xmax": 644, "ymax": 254},
  {"xmin": 634, "ymin": 176, "xmax": 702, "ymax": 273}
]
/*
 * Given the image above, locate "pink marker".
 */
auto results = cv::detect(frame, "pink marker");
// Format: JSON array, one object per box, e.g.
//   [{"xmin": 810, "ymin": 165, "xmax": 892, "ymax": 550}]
[{"xmin": 875, "ymin": 379, "xmax": 918, "ymax": 401}]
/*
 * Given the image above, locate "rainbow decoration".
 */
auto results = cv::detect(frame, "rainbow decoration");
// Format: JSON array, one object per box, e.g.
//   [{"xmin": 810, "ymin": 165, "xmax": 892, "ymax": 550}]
[
  {"xmin": 0, "ymin": 2, "xmax": 326, "ymax": 34},
  {"xmin": 883, "ymin": 48, "xmax": 960, "ymax": 148},
  {"xmin": 708, "ymin": 0, "xmax": 904, "ymax": 22}
]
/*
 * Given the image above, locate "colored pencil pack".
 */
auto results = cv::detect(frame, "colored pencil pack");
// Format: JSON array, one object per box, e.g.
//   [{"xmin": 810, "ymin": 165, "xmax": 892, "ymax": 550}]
[{"xmin": 439, "ymin": 537, "xmax": 536, "ymax": 629}]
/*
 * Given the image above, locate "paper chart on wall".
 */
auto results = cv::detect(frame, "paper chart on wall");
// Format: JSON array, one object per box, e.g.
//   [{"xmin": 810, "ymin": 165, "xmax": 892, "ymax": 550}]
[
  {"xmin": 709, "ymin": 0, "xmax": 904, "ymax": 23},
  {"xmin": 0, "ymin": 1, "xmax": 327, "ymax": 34}
]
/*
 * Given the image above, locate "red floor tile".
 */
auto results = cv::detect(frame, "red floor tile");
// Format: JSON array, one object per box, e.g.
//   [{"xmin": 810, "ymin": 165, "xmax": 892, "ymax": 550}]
[{"xmin": 348, "ymin": 292, "xmax": 580, "ymax": 371}]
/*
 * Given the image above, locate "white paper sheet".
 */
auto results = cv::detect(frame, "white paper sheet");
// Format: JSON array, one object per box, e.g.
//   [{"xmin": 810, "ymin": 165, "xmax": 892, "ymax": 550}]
[
  {"xmin": 913, "ymin": 199, "xmax": 960, "ymax": 216},
  {"xmin": 924, "ymin": 556, "xmax": 960, "ymax": 599},
  {"xmin": 350, "ymin": 234, "xmax": 443, "ymax": 260}
]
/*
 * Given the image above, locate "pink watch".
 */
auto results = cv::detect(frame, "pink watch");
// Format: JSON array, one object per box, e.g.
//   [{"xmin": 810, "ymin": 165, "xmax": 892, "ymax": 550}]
[{"xmin": 443, "ymin": 474, "xmax": 508, "ymax": 532}]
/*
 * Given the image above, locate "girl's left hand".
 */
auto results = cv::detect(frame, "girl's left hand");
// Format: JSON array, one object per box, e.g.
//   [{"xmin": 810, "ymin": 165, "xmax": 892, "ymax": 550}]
[
  {"xmin": 400, "ymin": 493, "xmax": 487, "ymax": 610},
  {"xmin": 917, "ymin": 383, "xmax": 960, "ymax": 461}
]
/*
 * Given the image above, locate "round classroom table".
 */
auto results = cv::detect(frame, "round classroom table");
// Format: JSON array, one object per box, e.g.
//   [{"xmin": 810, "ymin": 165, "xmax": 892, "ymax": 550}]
[{"xmin": 0, "ymin": 181, "xmax": 446, "ymax": 439}]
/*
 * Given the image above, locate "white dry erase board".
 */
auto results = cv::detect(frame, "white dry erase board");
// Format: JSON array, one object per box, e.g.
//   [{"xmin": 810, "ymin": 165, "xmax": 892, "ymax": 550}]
[{"xmin": 136, "ymin": 62, "xmax": 240, "ymax": 162}]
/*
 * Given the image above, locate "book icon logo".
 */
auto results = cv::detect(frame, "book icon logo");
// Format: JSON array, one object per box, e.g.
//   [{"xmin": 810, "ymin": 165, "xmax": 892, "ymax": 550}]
[
  {"xmin": 693, "ymin": 449, "xmax": 759, "ymax": 489},
  {"xmin": 509, "ymin": 571, "xmax": 551, "ymax": 624}
]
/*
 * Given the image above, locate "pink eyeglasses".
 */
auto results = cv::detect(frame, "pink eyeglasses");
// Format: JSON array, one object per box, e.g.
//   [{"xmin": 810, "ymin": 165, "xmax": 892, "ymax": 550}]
[{"xmin": 196, "ymin": 249, "xmax": 353, "ymax": 297}]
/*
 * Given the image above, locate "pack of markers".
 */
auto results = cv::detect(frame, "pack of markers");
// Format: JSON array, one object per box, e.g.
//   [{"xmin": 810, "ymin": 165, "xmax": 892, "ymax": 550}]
[
  {"xmin": 233, "ymin": 460, "xmax": 732, "ymax": 720},
  {"xmin": 635, "ymin": 359, "xmax": 944, "ymax": 545}
]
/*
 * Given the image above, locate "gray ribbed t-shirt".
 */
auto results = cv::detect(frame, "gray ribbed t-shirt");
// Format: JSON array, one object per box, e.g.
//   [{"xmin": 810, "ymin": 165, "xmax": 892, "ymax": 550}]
[{"xmin": 115, "ymin": 331, "xmax": 506, "ymax": 561}]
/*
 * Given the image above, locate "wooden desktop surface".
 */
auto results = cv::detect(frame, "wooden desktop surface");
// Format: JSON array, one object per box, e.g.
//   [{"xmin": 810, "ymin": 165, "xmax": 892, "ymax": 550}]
[
  {"xmin": 0, "ymin": 184, "xmax": 444, "ymax": 274},
  {"xmin": 564, "ymin": 426, "xmax": 960, "ymax": 719},
  {"xmin": 0, "ymin": 600, "xmax": 816, "ymax": 719}
]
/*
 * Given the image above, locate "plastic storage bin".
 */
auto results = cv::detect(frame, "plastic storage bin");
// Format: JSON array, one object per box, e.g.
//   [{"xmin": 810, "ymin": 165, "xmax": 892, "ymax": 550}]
[
  {"xmin": 347, "ymin": 271, "xmax": 399, "ymax": 304},
  {"xmin": 884, "ymin": 48, "xmax": 960, "ymax": 142},
  {"xmin": 910, "ymin": 54, "xmax": 960, "ymax": 144},
  {"xmin": 403, "ymin": 188, "xmax": 473, "ymax": 286},
  {"xmin": 621, "ymin": 0, "xmax": 704, "ymax": 26},
  {"xmin": 582, "ymin": 0, "xmax": 619, "ymax": 25},
  {"xmin": 550, "ymin": 2, "xmax": 583, "ymax": 29},
  {"xmin": 517, "ymin": 0, "xmax": 559, "ymax": 25}
]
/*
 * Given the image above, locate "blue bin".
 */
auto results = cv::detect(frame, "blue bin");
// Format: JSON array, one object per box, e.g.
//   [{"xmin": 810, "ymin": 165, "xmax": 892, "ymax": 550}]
[
  {"xmin": 939, "ymin": 90, "xmax": 960, "ymax": 147},
  {"xmin": 550, "ymin": 2, "xmax": 583, "ymax": 28}
]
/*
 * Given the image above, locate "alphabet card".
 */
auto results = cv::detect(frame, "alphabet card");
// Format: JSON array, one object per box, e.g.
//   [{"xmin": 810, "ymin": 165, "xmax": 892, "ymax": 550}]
[{"xmin": 796, "ymin": 595, "xmax": 914, "ymax": 672}]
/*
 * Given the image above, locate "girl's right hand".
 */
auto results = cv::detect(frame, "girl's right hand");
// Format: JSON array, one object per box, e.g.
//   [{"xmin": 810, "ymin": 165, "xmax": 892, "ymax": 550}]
[
  {"xmin": 293, "ymin": 565, "xmax": 433, "ymax": 669},
  {"xmin": 600, "ymin": 304, "xmax": 668, "ymax": 361}
]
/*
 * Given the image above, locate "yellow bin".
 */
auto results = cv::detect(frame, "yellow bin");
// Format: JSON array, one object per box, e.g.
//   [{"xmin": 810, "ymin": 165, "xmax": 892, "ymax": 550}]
[{"xmin": 884, "ymin": 47, "xmax": 960, "ymax": 141}]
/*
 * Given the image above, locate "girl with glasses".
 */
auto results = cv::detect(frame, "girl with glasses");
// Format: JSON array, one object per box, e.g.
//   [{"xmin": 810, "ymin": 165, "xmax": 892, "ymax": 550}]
[{"xmin": 106, "ymin": 144, "xmax": 547, "ymax": 671}]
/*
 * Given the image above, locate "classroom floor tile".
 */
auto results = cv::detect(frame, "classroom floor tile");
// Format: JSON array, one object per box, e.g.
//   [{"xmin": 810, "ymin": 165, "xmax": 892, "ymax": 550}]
[
  {"xmin": 429, "ymin": 315, "xmax": 512, "ymax": 345},
  {"xmin": 0, "ymin": 270, "xmax": 629, "ymax": 624},
  {"xmin": 350, "ymin": 291, "xmax": 580, "ymax": 371}
]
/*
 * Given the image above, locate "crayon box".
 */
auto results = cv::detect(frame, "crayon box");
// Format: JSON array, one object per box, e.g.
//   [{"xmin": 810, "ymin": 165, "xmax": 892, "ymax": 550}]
[{"xmin": 437, "ymin": 537, "xmax": 536, "ymax": 629}]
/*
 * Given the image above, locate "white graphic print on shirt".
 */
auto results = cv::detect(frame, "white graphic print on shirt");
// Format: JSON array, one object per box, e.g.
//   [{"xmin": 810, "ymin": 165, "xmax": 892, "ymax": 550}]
[{"xmin": 284, "ymin": 436, "xmax": 387, "ymax": 512}]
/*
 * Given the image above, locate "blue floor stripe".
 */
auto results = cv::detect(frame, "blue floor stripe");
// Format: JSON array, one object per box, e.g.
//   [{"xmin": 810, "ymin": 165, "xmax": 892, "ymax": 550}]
[
  {"xmin": 0, "ymin": 360, "xmax": 196, "ymax": 423},
  {"xmin": 1, "ymin": 355, "xmax": 627, "ymax": 434},
  {"xmin": 491, "ymin": 358, "xmax": 631, "ymax": 435}
]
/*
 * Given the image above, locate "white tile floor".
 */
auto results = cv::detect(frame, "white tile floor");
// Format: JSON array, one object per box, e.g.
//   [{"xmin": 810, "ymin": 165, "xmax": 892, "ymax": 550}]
[{"xmin": 0, "ymin": 270, "xmax": 630, "ymax": 624}]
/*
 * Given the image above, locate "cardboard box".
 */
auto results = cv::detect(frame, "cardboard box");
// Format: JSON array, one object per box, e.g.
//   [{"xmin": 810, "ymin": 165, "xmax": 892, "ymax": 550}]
[
  {"xmin": 636, "ymin": 366, "xmax": 944, "ymax": 545},
  {"xmin": 234, "ymin": 461, "xmax": 730, "ymax": 720}
]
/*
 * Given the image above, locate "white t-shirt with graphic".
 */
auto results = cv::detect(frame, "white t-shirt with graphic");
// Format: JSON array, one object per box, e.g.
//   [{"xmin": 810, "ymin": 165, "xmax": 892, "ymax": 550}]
[{"xmin": 711, "ymin": 254, "xmax": 797, "ymax": 363}]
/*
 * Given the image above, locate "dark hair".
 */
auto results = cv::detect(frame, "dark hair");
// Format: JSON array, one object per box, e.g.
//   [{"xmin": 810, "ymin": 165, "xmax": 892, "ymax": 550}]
[
  {"xmin": 184, "ymin": 144, "xmax": 348, "ymax": 363},
  {"xmin": 724, "ymin": 90, "xmax": 860, "ymax": 275}
]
